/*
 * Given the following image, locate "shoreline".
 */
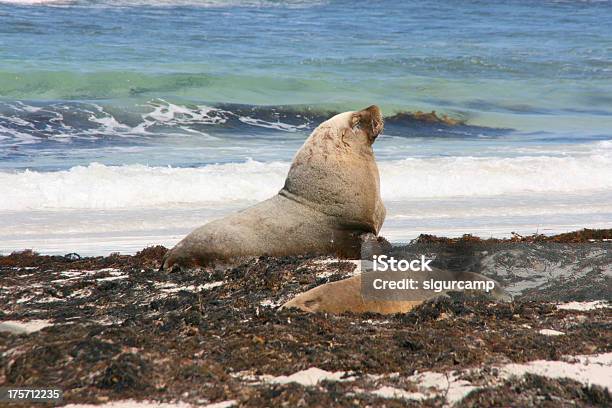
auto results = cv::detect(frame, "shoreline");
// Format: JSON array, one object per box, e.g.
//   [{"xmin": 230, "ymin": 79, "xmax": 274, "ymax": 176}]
[{"xmin": 3, "ymin": 224, "xmax": 611, "ymax": 257}]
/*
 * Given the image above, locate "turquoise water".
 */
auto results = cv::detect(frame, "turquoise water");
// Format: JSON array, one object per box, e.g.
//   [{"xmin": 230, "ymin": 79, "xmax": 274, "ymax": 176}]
[
  {"xmin": 2, "ymin": 1, "xmax": 611, "ymax": 145},
  {"xmin": 0, "ymin": 0, "xmax": 611, "ymax": 253}
]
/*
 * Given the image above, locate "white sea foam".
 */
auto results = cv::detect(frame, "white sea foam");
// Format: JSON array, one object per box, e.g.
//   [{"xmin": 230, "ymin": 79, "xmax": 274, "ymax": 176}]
[
  {"xmin": 0, "ymin": 124, "xmax": 39, "ymax": 146},
  {"xmin": 237, "ymin": 116, "xmax": 308, "ymax": 132},
  {"xmin": 379, "ymin": 154, "xmax": 612, "ymax": 200},
  {"xmin": 1, "ymin": 154, "xmax": 611, "ymax": 211},
  {"xmin": 142, "ymin": 100, "xmax": 227, "ymax": 127},
  {"xmin": 0, "ymin": 160, "xmax": 286, "ymax": 210}
]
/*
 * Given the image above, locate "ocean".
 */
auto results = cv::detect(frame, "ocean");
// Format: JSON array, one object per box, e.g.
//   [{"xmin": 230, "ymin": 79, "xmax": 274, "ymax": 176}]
[{"xmin": 1, "ymin": 0, "xmax": 611, "ymax": 255}]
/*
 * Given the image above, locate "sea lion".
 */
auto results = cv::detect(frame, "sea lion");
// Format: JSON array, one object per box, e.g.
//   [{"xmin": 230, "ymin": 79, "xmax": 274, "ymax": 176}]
[
  {"xmin": 162, "ymin": 106, "xmax": 386, "ymax": 269},
  {"xmin": 281, "ymin": 268, "xmax": 510, "ymax": 315}
]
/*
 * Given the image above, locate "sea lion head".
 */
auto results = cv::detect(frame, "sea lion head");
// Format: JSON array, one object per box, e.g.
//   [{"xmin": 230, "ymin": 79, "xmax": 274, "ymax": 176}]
[
  {"xmin": 324, "ymin": 105, "xmax": 384, "ymax": 147},
  {"xmin": 349, "ymin": 105, "xmax": 384, "ymax": 144}
]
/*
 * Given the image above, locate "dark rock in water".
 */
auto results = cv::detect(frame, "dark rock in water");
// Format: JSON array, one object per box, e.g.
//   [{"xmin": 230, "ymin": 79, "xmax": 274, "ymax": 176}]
[{"xmin": 386, "ymin": 110, "xmax": 464, "ymax": 126}]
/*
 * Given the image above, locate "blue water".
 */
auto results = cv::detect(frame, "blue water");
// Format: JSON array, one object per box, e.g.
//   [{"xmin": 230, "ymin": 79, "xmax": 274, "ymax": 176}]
[
  {"xmin": 1, "ymin": 0, "xmax": 612, "ymax": 167},
  {"xmin": 0, "ymin": 0, "xmax": 611, "ymax": 253}
]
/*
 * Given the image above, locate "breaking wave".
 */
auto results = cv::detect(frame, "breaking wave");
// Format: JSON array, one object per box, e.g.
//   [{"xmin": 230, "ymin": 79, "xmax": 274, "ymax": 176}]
[
  {"xmin": 0, "ymin": 99, "xmax": 507, "ymax": 148},
  {"xmin": 2, "ymin": 153, "xmax": 611, "ymax": 211}
]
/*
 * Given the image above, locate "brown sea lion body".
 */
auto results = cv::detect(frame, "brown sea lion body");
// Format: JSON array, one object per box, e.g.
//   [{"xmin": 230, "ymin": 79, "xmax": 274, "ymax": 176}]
[{"xmin": 162, "ymin": 106, "xmax": 385, "ymax": 269}]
